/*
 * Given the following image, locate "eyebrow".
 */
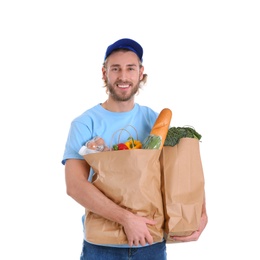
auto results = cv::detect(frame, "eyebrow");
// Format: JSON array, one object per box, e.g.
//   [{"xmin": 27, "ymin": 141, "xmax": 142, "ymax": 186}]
[{"xmin": 110, "ymin": 63, "xmax": 137, "ymax": 68}]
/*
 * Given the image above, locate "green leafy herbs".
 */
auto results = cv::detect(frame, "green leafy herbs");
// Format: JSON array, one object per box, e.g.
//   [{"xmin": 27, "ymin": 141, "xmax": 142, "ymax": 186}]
[{"xmin": 164, "ymin": 126, "xmax": 202, "ymax": 147}]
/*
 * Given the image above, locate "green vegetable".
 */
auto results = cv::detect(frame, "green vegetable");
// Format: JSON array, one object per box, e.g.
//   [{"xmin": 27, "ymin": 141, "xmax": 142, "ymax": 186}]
[
  {"xmin": 142, "ymin": 135, "xmax": 162, "ymax": 149},
  {"xmin": 164, "ymin": 126, "xmax": 202, "ymax": 147}
]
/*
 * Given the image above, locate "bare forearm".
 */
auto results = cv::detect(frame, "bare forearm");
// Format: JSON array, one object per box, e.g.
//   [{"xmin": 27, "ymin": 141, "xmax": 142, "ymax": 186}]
[
  {"xmin": 65, "ymin": 159, "xmax": 131, "ymax": 225},
  {"xmin": 70, "ymin": 179, "xmax": 131, "ymax": 224}
]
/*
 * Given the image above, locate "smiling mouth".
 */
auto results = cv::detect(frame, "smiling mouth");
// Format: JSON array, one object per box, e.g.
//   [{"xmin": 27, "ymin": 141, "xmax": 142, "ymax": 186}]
[{"xmin": 117, "ymin": 83, "xmax": 130, "ymax": 89}]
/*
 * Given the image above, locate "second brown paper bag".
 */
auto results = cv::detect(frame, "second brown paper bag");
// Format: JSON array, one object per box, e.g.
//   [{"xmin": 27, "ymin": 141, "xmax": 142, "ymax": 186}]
[{"xmin": 160, "ymin": 138, "xmax": 205, "ymax": 243}]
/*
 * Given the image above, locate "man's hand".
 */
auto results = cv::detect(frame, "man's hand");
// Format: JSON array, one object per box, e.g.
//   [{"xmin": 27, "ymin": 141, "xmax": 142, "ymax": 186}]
[
  {"xmin": 122, "ymin": 213, "xmax": 156, "ymax": 247},
  {"xmin": 170, "ymin": 210, "xmax": 208, "ymax": 242}
]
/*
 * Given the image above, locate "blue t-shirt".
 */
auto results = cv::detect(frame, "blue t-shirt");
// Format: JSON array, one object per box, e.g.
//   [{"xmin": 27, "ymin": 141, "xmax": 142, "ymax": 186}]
[{"xmin": 62, "ymin": 103, "xmax": 158, "ymax": 165}]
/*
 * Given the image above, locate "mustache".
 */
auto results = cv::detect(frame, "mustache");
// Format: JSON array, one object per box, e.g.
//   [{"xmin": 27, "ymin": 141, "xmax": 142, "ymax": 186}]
[{"xmin": 115, "ymin": 81, "xmax": 132, "ymax": 85}]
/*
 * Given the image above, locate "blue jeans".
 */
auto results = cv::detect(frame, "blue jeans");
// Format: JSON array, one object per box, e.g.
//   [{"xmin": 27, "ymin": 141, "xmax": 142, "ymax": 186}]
[{"xmin": 80, "ymin": 240, "xmax": 167, "ymax": 260}]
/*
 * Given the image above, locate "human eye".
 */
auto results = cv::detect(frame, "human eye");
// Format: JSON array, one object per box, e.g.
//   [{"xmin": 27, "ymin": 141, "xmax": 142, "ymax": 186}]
[
  {"xmin": 111, "ymin": 67, "xmax": 119, "ymax": 72},
  {"xmin": 128, "ymin": 66, "xmax": 135, "ymax": 71}
]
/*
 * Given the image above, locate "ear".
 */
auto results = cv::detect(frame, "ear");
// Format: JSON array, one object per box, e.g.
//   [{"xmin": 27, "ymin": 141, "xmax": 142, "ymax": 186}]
[
  {"xmin": 139, "ymin": 66, "xmax": 144, "ymax": 80},
  {"xmin": 102, "ymin": 67, "xmax": 107, "ymax": 81}
]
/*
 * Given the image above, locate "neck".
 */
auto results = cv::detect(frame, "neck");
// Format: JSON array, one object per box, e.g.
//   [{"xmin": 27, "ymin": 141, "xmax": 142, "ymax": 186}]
[{"xmin": 102, "ymin": 98, "xmax": 135, "ymax": 112}]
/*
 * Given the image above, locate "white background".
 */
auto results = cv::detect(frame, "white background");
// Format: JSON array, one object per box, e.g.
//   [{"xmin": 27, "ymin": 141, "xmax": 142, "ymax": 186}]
[{"xmin": 1, "ymin": 0, "xmax": 259, "ymax": 259}]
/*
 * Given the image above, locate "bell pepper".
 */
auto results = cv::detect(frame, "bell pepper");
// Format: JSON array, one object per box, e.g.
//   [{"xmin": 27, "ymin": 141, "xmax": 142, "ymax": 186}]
[
  {"xmin": 112, "ymin": 143, "xmax": 129, "ymax": 150},
  {"xmin": 124, "ymin": 137, "xmax": 142, "ymax": 149}
]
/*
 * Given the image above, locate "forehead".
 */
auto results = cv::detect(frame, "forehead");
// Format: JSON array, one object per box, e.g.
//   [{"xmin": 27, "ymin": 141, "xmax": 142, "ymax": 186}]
[{"xmin": 106, "ymin": 50, "xmax": 140, "ymax": 67}]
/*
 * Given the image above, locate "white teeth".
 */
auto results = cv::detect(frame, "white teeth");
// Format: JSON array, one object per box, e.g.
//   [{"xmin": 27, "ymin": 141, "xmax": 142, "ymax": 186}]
[{"xmin": 118, "ymin": 84, "xmax": 129, "ymax": 88}]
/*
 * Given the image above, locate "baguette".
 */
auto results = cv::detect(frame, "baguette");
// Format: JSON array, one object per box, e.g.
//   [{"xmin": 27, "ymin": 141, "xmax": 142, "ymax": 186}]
[{"xmin": 150, "ymin": 108, "xmax": 172, "ymax": 149}]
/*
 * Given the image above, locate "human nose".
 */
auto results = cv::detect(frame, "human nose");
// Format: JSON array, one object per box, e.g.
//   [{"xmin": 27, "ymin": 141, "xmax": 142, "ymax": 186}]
[{"xmin": 117, "ymin": 69, "xmax": 128, "ymax": 81}]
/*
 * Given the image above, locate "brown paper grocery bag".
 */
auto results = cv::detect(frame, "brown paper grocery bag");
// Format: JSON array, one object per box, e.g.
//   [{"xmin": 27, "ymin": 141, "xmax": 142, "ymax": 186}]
[
  {"xmin": 160, "ymin": 138, "xmax": 205, "ymax": 243},
  {"xmin": 83, "ymin": 149, "xmax": 164, "ymax": 245}
]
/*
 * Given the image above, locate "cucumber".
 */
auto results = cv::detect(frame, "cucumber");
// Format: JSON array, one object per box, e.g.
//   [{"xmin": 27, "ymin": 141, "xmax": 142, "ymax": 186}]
[{"xmin": 142, "ymin": 135, "xmax": 162, "ymax": 149}]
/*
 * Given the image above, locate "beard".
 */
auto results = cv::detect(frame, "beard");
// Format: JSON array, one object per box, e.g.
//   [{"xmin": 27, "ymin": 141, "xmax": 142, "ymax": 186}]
[{"xmin": 106, "ymin": 81, "xmax": 139, "ymax": 102}]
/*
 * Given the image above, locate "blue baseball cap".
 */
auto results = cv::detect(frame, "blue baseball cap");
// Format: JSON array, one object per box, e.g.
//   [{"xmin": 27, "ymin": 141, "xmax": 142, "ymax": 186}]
[{"xmin": 104, "ymin": 38, "xmax": 143, "ymax": 62}]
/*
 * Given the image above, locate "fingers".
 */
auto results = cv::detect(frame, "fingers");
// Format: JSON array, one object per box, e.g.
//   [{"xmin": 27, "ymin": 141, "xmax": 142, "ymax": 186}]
[
  {"xmin": 145, "ymin": 233, "xmax": 154, "ymax": 245},
  {"xmin": 171, "ymin": 230, "xmax": 199, "ymax": 242},
  {"xmin": 139, "ymin": 238, "xmax": 147, "ymax": 246},
  {"xmin": 133, "ymin": 238, "xmax": 145, "ymax": 247},
  {"xmin": 145, "ymin": 218, "xmax": 157, "ymax": 226},
  {"xmin": 170, "ymin": 211, "xmax": 208, "ymax": 243},
  {"xmin": 124, "ymin": 215, "xmax": 156, "ymax": 247},
  {"xmin": 127, "ymin": 234, "xmax": 153, "ymax": 247}
]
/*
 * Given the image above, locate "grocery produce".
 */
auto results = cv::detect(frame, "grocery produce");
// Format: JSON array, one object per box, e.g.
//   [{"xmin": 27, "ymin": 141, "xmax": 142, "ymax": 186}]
[
  {"xmin": 111, "ymin": 125, "xmax": 142, "ymax": 151},
  {"xmin": 143, "ymin": 108, "xmax": 172, "ymax": 149},
  {"xmin": 142, "ymin": 135, "xmax": 162, "ymax": 149},
  {"xmin": 112, "ymin": 143, "xmax": 129, "ymax": 150},
  {"xmin": 164, "ymin": 126, "xmax": 202, "ymax": 147},
  {"xmin": 124, "ymin": 137, "xmax": 142, "ymax": 149}
]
